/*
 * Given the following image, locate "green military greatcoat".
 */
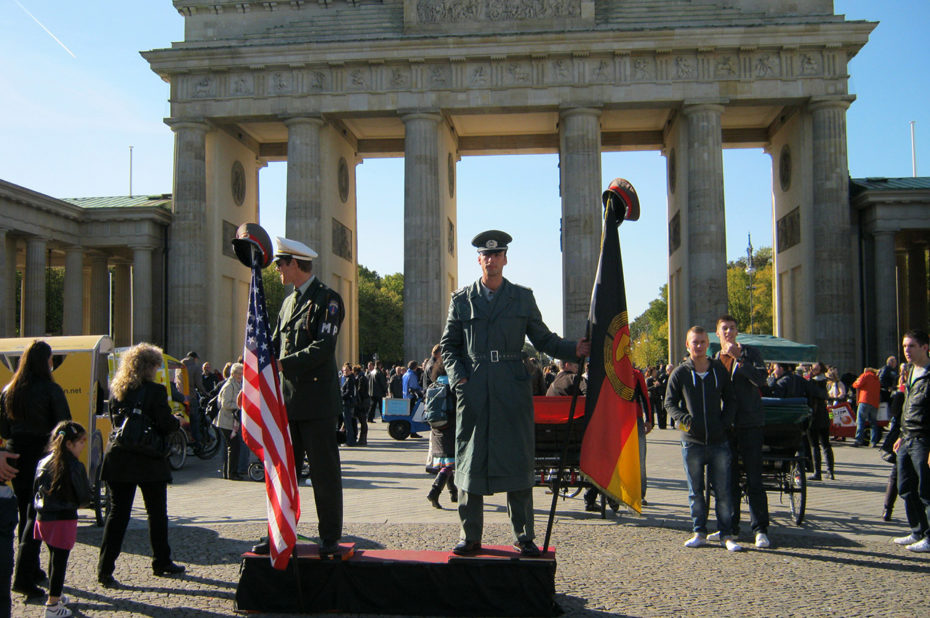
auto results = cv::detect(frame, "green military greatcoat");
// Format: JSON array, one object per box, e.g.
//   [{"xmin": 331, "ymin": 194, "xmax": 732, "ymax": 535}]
[{"xmin": 440, "ymin": 278, "xmax": 578, "ymax": 495}]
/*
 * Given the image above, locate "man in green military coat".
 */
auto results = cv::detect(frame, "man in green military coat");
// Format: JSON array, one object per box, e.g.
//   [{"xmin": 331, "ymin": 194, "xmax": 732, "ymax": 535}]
[
  {"xmin": 270, "ymin": 237, "xmax": 345, "ymax": 556},
  {"xmin": 440, "ymin": 230, "xmax": 590, "ymax": 557}
]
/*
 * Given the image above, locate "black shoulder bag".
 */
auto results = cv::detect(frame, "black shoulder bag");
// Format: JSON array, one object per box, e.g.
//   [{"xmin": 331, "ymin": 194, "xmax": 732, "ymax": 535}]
[{"xmin": 109, "ymin": 388, "xmax": 168, "ymax": 458}]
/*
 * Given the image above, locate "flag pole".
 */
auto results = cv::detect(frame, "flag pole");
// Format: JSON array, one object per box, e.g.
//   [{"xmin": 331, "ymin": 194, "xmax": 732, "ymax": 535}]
[{"xmin": 542, "ymin": 322, "xmax": 591, "ymax": 554}]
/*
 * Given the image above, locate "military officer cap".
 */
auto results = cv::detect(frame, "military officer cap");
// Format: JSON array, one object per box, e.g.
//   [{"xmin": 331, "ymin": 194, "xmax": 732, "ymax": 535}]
[
  {"xmin": 471, "ymin": 230, "xmax": 512, "ymax": 253},
  {"xmin": 274, "ymin": 236, "xmax": 319, "ymax": 260}
]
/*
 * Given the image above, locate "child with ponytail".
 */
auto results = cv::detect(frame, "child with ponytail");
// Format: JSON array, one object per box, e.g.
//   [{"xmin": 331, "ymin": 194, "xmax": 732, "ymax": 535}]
[{"xmin": 33, "ymin": 421, "xmax": 91, "ymax": 617}]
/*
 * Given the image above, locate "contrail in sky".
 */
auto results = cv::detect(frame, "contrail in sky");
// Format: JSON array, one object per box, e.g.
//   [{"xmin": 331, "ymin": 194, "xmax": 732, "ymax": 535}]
[{"xmin": 13, "ymin": 0, "xmax": 76, "ymax": 58}]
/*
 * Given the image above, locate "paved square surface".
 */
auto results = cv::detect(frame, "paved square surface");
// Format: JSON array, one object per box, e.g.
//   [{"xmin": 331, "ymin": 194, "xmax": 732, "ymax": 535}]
[{"xmin": 13, "ymin": 421, "xmax": 926, "ymax": 616}]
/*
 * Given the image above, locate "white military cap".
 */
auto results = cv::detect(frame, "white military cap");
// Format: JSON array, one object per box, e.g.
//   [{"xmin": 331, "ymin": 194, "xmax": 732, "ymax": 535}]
[{"xmin": 274, "ymin": 236, "xmax": 318, "ymax": 260}]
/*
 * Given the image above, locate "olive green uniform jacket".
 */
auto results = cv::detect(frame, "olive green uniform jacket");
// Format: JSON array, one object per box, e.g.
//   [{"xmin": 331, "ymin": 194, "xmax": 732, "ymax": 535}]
[
  {"xmin": 440, "ymin": 278, "xmax": 578, "ymax": 495},
  {"xmin": 272, "ymin": 277, "xmax": 345, "ymax": 421}
]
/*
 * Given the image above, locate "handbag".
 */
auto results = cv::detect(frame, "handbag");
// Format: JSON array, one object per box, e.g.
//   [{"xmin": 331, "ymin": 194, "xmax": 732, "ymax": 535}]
[{"xmin": 109, "ymin": 389, "xmax": 168, "ymax": 458}]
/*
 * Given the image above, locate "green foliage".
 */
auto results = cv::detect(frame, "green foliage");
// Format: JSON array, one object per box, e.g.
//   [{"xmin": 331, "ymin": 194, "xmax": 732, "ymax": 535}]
[
  {"xmin": 358, "ymin": 265, "xmax": 404, "ymax": 365},
  {"xmin": 262, "ymin": 267, "xmax": 286, "ymax": 330},
  {"xmin": 46, "ymin": 267, "xmax": 64, "ymax": 335},
  {"xmin": 630, "ymin": 284, "xmax": 668, "ymax": 368},
  {"xmin": 726, "ymin": 246, "xmax": 774, "ymax": 334}
]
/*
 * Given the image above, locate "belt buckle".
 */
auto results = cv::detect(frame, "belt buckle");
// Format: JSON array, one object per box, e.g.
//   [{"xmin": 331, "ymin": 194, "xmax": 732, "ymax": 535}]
[{"xmin": 490, "ymin": 350, "xmax": 499, "ymax": 363}]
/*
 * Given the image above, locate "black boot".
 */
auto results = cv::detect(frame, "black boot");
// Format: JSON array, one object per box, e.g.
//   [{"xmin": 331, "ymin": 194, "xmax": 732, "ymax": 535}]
[
  {"xmin": 427, "ymin": 470, "xmax": 448, "ymax": 509},
  {"xmin": 448, "ymin": 479, "xmax": 458, "ymax": 503}
]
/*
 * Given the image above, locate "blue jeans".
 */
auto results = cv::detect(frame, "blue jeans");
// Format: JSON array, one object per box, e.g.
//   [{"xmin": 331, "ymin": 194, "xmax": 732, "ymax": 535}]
[
  {"xmin": 855, "ymin": 403, "xmax": 880, "ymax": 445},
  {"xmin": 0, "ymin": 495, "xmax": 16, "ymax": 618},
  {"xmin": 896, "ymin": 436, "xmax": 930, "ymax": 541},
  {"xmin": 681, "ymin": 441, "xmax": 735, "ymax": 535},
  {"xmin": 342, "ymin": 403, "xmax": 358, "ymax": 446}
]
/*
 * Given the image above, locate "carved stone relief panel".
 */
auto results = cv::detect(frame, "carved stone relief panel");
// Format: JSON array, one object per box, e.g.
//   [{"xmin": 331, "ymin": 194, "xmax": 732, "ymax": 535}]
[
  {"xmin": 799, "ymin": 52, "xmax": 822, "ymax": 76},
  {"xmin": 548, "ymin": 57, "xmax": 573, "ymax": 84},
  {"xmin": 753, "ymin": 52, "xmax": 780, "ymax": 79},
  {"xmin": 407, "ymin": 0, "xmax": 591, "ymax": 33},
  {"xmin": 347, "ymin": 66, "xmax": 371, "ymax": 91},
  {"xmin": 229, "ymin": 73, "xmax": 255, "ymax": 96},
  {"xmin": 427, "ymin": 64, "xmax": 451, "ymax": 88},
  {"xmin": 269, "ymin": 70, "xmax": 294, "ymax": 95},
  {"xmin": 631, "ymin": 56, "xmax": 654, "ymax": 82},
  {"xmin": 307, "ymin": 69, "xmax": 329, "ymax": 92},
  {"xmin": 190, "ymin": 75, "xmax": 216, "ymax": 98}
]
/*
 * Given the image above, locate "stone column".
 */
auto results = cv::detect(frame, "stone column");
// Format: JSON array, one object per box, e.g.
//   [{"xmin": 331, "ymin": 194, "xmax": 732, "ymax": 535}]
[
  {"xmin": 88, "ymin": 253, "xmax": 110, "ymax": 336},
  {"xmin": 872, "ymin": 231, "xmax": 898, "ymax": 361},
  {"xmin": 0, "ymin": 229, "xmax": 12, "ymax": 337},
  {"xmin": 810, "ymin": 98, "xmax": 855, "ymax": 370},
  {"xmin": 558, "ymin": 107, "xmax": 602, "ymax": 339},
  {"xmin": 112, "ymin": 263, "xmax": 132, "ymax": 346},
  {"xmin": 683, "ymin": 103, "xmax": 728, "ymax": 330},
  {"xmin": 132, "ymin": 246, "xmax": 154, "ymax": 344},
  {"xmin": 402, "ymin": 111, "xmax": 444, "ymax": 361},
  {"xmin": 284, "ymin": 117, "xmax": 325, "ymax": 265},
  {"xmin": 167, "ymin": 120, "xmax": 209, "ymax": 355},
  {"xmin": 22, "ymin": 237, "xmax": 47, "ymax": 337},
  {"xmin": 907, "ymin": 245, "xmax": 928, "ymax": 334},
  {"xmin": 62, "ymin": 246, "xmax": 84, "ymax": 335}
]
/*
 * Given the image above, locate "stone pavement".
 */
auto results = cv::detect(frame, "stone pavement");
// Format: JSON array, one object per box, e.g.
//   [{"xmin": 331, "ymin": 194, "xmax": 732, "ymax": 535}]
[{"xmin": 13, "ymin": 421, "xmax": 926, "ymax": 617}]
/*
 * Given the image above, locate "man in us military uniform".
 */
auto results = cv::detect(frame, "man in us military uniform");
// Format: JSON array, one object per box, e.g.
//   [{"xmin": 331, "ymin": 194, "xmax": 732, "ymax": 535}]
[
  {"xmin": 270, "ymin": 237, "xmax": 345, "ymax": 556},
  {"xmin": 440, "ymin": 230, "xmax": 590, "ymax": 557}
]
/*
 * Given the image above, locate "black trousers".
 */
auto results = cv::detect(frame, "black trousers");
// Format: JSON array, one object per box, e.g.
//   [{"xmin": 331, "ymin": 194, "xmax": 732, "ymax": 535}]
[
  {"xmin": 98, "ymin": 481, "xmax": 172, "ymax": 578},
  {"xmin": 10, "ymin": 452, "xmax": 41, "ymax": 588},
  {"xmin": 220, "ymin": 428, "xmax": 241, "ymax": 478},
  {"xmin": 289, "ymin": 417, "xmax": 343, "ymax": 543}
]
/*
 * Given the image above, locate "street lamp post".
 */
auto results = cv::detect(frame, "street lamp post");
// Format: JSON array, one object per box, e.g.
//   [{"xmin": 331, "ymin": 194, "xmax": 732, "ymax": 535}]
[{"xmin": 746, "ymin": 234, "xmax": 755, "ymax": 334}]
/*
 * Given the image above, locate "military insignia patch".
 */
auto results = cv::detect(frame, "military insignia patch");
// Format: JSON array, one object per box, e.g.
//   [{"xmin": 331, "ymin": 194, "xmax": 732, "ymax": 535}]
[{"xmin": 327, "ymin": 300, "xmax": 340, "ymax": 316}]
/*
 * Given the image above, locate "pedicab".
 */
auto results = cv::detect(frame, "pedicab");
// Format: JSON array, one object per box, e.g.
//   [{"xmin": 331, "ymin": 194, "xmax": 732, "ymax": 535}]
[
  {"xmin": 706, "ymin": 333, "xmax": 816, "ymax": 525},
  {"xmin": 533, "ymin": 396, "xmax": 587, "ymax": 498},
  {"xmin": 0, "ymin": 335, "xmax": 114, "ymax": 526},
  {"xmin": 108, "ymin": 349, "xmax": 220, "ymax": 471}
]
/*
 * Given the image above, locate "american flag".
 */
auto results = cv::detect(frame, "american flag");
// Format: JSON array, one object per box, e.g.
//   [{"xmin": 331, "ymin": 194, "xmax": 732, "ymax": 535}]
[{"xmin": 240, "ymin": 255, "xmax": 300, "ymax": 570}]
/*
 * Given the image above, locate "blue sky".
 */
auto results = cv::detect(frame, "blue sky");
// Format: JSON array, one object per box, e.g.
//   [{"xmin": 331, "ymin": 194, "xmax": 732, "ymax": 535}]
[{"xmin": 1, "ymin": 1, "xmax": 927, "ymax": 333}]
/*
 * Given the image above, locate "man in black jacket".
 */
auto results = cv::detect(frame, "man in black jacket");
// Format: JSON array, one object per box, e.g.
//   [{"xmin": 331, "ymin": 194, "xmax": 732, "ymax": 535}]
[
  {"xmin": 714, "ymin": 315, "xmax": 771, "ymax": 549},
  {"xmin": 892, "ymin": 329, "xmax": 930, "ymax": 553},
  {"xmin": 665, "ymin": 326, "xmax": 741, "ymax": 551},
  {"xmin": 368, "ymin": 361, "xmax": 388, "ymax": 422}
]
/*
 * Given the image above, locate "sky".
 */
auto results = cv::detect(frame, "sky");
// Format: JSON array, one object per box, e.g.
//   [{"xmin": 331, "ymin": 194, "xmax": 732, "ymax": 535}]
[{"xmin": 1, "ymin": 1, "xmax": 927, "ymax": 335}]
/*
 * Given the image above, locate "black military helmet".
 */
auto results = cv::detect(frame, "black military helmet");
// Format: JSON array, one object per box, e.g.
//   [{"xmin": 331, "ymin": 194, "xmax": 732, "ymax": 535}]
[{"xmin": 232, "ymin": 222, "xmax": 274, "ymax": 268}]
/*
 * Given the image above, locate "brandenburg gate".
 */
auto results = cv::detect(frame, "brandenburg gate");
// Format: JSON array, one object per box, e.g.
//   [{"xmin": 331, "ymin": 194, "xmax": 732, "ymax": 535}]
[{"xmin": 143, "ymin": 0, "xmax": 874, "ymax": 368}]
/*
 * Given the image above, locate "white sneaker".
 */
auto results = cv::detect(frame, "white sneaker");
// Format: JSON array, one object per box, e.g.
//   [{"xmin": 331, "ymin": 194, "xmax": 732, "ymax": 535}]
[
  {"xmin": 45, "ymin": 601, "xmax": 72, "ymax": 618},
  {"xmin": 723, "ymin": 537, "xmax": 743, "ymax": 552},
  {"xmin": 905, "ymin": 538, "xmax": 930, "ymax": 552},
  {"xmin": 684, "ymin": 533, "xmax": 707, "ymax": 548},
  {"xmin": 893, "ymin": 533, "xmax": 920, "ymax": 545},
  {"xmin": 755, "ymin": 532, "xmax": 771, "ymax": 548},
  {"xmin": 707, "ymin": 531, "xmax": 722, "ymax": 542}
]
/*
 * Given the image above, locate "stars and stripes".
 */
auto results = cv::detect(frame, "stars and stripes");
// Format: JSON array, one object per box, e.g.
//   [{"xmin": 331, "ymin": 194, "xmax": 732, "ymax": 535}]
[{"xmin": 241, "ymin": 256, "xmax": 300, "ymax": 570}]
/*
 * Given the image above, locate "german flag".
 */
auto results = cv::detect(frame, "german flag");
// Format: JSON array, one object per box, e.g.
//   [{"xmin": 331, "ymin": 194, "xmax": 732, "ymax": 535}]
[{"xmin": 580, "ymin": 178, "xmax": 642, "ymax": 513}]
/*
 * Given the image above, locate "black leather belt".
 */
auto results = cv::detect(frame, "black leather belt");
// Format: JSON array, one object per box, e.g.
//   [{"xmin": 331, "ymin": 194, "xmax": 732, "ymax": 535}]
[{"xmin": 469, "ymin": 351, "xmax": 522, "ymax": 363}]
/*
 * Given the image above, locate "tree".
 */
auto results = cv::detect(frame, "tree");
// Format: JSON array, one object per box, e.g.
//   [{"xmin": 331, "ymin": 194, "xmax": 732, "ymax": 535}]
[
  {"xmin": 262, "ymin": 266, "xmax": 286, "ymax": 330},
  {"xmin": 630, "ymin": 284, "xmax": 668, "ymax": 368},
  {"xmin": 726, "ymin": 246, "xmax": 774, "ymax": 334},
  {"xmin": 358, "ymin": 265, "xmax": 404, "ymax": 365}
]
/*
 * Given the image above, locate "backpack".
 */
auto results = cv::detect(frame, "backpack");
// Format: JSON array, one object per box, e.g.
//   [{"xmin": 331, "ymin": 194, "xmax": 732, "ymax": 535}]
[{"xmin": 424, "ymin": 376, "xmax": 454, "ymax": 429}]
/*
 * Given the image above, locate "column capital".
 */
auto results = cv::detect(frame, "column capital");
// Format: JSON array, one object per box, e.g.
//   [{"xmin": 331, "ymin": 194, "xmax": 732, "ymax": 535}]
[
  {"xmin": 398, "ymin": 109, "xmax": 442, "ymax": 123},
  {"xmin": 131, "ymin": 244, "xmax": 158, "ymax": 253},
  {"xmin": 165, "ymin": 118, "xmax": 211, "ymax": 133},
  {"xmin": 808, "ymin": 95, "xmax": 855, "ymax": 112},
  {"xmin": 682, "ymin": 101, "xmax": 727, "ymax": 115},
  {"xmin": 281, "ymin": 115, "xmax": 325, "ymax": 128}
]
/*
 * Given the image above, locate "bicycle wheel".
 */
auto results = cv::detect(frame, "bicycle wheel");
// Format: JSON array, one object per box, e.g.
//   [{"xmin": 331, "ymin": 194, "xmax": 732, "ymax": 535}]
[
  {"xmin": 167, "ymin": 430, "xmax": 187, "ymax": 470},
  {"xmin": 197, "ymin": 425, "xmax": 221, "ymax": 459}
]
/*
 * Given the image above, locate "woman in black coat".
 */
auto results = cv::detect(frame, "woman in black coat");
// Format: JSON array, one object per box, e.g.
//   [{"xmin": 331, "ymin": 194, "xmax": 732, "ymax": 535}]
[
  {"xmin": 97, "ymin": 343, "xmax": 183, "ymax": 588},
  {"xmin": 0, "ymin": 340, "xmax": 71, "ymax": 598}
]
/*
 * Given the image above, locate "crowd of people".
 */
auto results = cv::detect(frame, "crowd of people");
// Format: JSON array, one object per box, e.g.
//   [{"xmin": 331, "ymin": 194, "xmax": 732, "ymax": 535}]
[{"xmin": 0, "ymin": 228, "xmax": 925, "ymax": 616}]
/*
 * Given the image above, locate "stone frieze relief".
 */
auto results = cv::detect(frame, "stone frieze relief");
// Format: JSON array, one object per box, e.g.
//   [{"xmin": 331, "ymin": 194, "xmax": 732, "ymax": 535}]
[
  {"xmin": 415, "ymin": 0, "xmax": 581, "ymax": 24},
  {"xmin": 179, "ymin": 48, "xmax": 842, "ymax": 101}
]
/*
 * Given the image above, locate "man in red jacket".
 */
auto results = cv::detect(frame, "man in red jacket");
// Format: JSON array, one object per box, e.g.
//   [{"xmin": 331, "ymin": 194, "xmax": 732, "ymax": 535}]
[{"xmin": 853, "ymin": 368, "xmax": 882, "ymax": 447}]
